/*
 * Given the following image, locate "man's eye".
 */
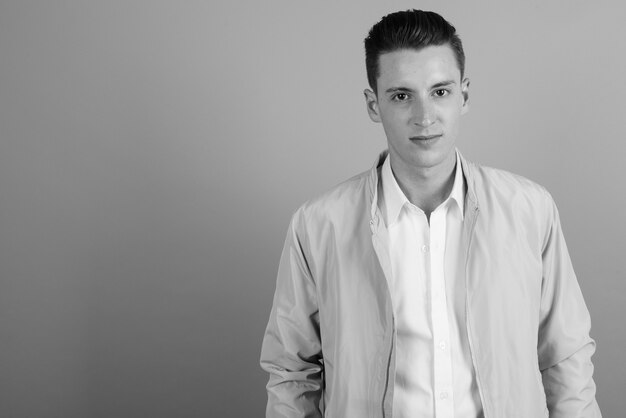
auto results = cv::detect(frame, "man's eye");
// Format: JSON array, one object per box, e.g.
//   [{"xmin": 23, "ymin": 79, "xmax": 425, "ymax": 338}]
[
  {"xmin": 434, "ymin": 89, "xmax": 449, "ymax": 97},
  {"xmin": 393, "ymin": 93, "xmax": 409, "ymax": 101}
]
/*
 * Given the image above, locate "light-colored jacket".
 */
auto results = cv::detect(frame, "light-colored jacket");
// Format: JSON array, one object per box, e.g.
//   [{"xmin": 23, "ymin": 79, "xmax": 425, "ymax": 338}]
[{"xmin": 260, "ymin": 151, "xmax": 601, "ymax": 418}]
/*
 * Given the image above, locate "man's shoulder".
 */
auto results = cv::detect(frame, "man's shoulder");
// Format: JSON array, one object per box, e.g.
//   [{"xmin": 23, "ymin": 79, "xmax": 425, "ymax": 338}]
[
  {"xmin": 466, "ymin": 158, "xmax": 549, "ymax": 195},
  {"xmin": 465, "ymin": 158, "xmax": 554, "ymax": 212},
  {"xmin": 296, "ymin": 168, "xmax": 372, "ymax": 221}
]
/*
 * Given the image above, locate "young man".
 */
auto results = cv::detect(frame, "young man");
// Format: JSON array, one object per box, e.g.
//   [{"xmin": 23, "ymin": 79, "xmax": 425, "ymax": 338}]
[{"xmin": 260, "ymin": 10, "xmax": 601, "ymax": 418}]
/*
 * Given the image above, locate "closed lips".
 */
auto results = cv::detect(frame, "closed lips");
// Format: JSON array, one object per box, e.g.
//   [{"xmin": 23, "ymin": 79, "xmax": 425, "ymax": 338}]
[{"xmin": 410, "ymin": 134, "xmax": 442, "ymax": 140}]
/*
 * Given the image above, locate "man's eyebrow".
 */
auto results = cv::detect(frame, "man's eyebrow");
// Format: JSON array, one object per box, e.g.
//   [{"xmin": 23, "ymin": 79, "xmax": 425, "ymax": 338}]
[
  {"xmin": 385, "ymin": 86, "xmax": 414, "ymax": 94},
  {"xmin": 431, "ymin": 80, "xmax": 457, "ymax": 88}
]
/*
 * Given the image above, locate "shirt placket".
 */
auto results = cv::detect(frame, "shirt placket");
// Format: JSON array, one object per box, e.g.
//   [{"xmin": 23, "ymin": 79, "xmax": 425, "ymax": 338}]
[{"xmin": 429, "ymin": 207, "xmax": 454, "ymax": 417}]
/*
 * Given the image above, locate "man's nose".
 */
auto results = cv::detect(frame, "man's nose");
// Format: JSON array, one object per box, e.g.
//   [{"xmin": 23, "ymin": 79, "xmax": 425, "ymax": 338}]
[{"xmin": 411, "ymin": 100, "xmax": 435, "ymax": 127}]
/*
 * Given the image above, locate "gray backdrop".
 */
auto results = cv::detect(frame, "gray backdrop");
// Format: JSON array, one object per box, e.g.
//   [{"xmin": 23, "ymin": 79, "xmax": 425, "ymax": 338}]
[{"xmin": 1, "ymin": 1, "xmax": 624, "ymax": 417}]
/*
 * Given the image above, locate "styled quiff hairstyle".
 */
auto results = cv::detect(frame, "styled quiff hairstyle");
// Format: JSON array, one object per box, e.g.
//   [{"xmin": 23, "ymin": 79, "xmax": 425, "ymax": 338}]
[{"xmin": 364, "ymin": 9, "xmax": 465, "ymax": 93}]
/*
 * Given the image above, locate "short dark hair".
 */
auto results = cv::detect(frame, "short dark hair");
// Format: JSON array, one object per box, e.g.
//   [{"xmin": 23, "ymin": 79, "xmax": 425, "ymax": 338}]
[{"xmin": 364, "ymin": 9, "xmax": 465, "ymax": 93}]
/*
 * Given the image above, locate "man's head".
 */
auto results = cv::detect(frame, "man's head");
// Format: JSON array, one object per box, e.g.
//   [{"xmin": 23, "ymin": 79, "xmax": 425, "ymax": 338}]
[
  {"xmin": 365, "ymin": 9, "xmax": 465, "ymax": 94},
  {"xmin": 363, "ymin": 10, "xmax": 470, "ymax": 175}
]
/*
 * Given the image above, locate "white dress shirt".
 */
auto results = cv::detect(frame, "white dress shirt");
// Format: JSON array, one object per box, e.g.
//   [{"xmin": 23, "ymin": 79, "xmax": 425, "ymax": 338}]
[{"xmin": 380, "ymin": 151, "xmax": 483, "ymax": 418}]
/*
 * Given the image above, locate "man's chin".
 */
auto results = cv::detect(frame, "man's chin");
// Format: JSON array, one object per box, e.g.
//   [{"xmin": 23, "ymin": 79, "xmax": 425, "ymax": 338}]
[{"xmin": 406, "ymin": 148, "xmax": 456, "ymax": 171}]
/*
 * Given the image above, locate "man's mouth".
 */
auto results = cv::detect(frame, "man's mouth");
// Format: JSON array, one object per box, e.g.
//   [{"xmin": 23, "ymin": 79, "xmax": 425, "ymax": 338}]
[{"xmin": 410, "ymin": 134, "xmax": 442, "ymax": 141}]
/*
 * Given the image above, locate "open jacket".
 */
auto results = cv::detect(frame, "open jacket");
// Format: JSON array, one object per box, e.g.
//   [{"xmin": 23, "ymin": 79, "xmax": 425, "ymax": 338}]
[{"xmin": 260, "ymin": 151, "xmax": 601, "ymax": 418}]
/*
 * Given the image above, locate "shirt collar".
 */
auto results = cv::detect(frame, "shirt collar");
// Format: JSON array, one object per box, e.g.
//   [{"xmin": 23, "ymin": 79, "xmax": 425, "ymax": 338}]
[
  {"xmin": 381, "ymin": 153, "xmax": 408, "ymax": 227},
  {"xmin": 381, "ymin": 150, "xmax": 465, "ymax": 227},
  {"xmin": 449, "ymin": 150, "xmax": 465, "ymax": 220}
]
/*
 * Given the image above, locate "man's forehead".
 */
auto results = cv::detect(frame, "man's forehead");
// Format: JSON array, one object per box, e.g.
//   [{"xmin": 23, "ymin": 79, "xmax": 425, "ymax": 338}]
[{"xmin": 376, "ymin": 45, "xmax": 461, "ymax": 88}]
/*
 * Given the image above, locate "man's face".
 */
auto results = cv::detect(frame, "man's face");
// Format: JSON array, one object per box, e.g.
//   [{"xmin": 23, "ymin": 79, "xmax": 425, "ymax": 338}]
[{"xmin": 364, "ymin": 45, "xmax": 469, "ymax": 174}]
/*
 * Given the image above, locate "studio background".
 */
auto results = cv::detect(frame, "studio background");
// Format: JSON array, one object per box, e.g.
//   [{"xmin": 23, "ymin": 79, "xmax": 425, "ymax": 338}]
[{"xmin": 1, "ymin": 1, "xmax": 624, "ymax": 417}]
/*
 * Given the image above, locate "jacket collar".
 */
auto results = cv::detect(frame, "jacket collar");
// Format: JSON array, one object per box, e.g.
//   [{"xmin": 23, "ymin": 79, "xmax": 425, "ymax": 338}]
[{"xmin": 368, "ymin": 149, "xmax": 479, "ymax": 230}]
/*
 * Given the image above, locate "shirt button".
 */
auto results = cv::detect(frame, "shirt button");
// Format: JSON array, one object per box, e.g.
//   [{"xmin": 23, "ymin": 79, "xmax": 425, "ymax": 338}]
[
  {"xmin": 439, "ymin": 341, "xmax": 447, "ymax": 350},
  {"xmin": 440, "ymin": 392, "xmax": 448, "ymax": 400},
  {"xmin": 421, "ymin": 245, "xmax": 429, "ymax": 253}
]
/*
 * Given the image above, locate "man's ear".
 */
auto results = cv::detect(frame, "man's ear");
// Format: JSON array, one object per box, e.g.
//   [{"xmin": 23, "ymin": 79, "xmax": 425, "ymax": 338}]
[
  {"xmin": 461, "ymin": 77, "xmax": 470, "ymax": 115},
  {"xmin": 364, "ymin": 89, "xmax": 381, "ymax": 123}
]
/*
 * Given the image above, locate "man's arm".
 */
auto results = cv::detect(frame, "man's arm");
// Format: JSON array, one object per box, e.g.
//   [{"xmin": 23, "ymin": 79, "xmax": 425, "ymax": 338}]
[
  {"xmin": 260, "ymin": 208, "xmax": 323, "ymax": 418},
  {"xmin": 537, "ymin": 193, "xmax": 601, "ymax": 417}
]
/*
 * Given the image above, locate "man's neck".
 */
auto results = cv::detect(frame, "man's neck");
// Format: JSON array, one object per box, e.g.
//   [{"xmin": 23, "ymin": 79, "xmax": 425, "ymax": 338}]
[{"xmin": 389, "ymin": 152, "xmax": 457, "ymax": 220}]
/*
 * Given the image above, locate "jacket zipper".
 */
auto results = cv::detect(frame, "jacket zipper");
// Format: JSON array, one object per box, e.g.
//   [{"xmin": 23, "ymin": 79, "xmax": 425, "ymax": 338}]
[
  {"xmin": 381, "ymin": 317, "xmax": 394, "ymax": 418},
  {"xmin": 464, "ymin": 205, "xmax": 490, "ymax": 418},
  {"xmin": 370, "ymin": 219, "xmax": 395, "ymax": 418}
]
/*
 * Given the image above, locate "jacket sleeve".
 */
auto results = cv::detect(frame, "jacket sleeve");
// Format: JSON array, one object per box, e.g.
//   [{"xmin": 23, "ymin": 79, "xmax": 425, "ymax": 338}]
[
  {"xmin": 260, "ymin": 208, "xmax": 324, "ymax": 417},
  {"xmin": 537, "ymin": 193, "xmax": 601, "ymax": 417}
]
